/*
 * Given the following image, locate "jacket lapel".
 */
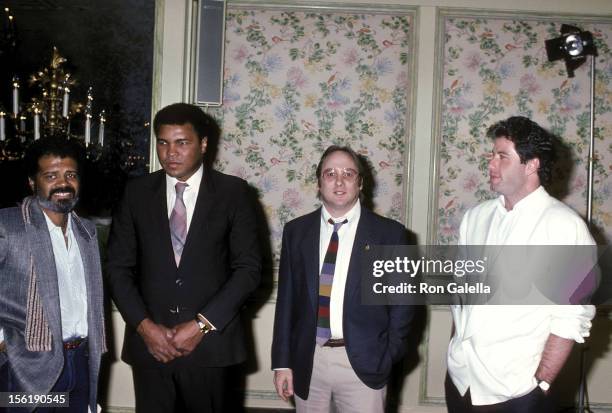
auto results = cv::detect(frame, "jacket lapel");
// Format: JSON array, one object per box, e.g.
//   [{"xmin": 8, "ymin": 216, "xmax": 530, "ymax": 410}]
[
  {"xmin": 300, "ymin": 210, "xmax": 321, "ymax": 313},
  {"xmin": 24, "ymin": 202, "xmax": 63, "ymax": 346},
  {"xmin": 180, "ymin": 170, "xmax": 214, "ymax": 266},
  {"xmin": 71, "ymin": 214, "xmax": 103, "ymax": 346},
  {"xmin": 149, "ymin": 172, "xmax": 176, "ymax": 267},
  {"xmin": 344, "ymin": 208, "xmax": 372, "ymax": 301}
]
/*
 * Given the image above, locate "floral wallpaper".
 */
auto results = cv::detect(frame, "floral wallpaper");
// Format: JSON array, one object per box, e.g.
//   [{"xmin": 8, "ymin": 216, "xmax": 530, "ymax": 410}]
[
  {"xmin": 208, "ymin": 8, "xmax": 414, "ymax": 262},
  {"xmin": 436, "ymin": 16, "xmax": 612, "ymax": 245}
]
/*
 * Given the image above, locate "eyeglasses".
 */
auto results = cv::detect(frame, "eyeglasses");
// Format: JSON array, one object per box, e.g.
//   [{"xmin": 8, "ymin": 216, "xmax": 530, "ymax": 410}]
[{"xmin": 321, "ymin": 168, "xmax": 359, "ymax": 182}]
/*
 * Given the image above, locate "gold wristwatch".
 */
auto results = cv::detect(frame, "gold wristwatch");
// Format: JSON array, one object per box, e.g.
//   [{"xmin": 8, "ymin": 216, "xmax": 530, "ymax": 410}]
[{"xmin": 196, "ymin": 314, "xmax": 212, "ymax": 334}]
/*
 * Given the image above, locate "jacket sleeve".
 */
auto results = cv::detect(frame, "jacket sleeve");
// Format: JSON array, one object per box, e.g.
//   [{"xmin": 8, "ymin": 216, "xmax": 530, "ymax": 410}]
[
  {"xmin": 197, "ymin": 180, "xmax": 262, "ymax": 331},
  {"xmin": 105, "ymin": 183, "xmax": 150, "ymax": 329},
  {"xmin": 271, "ymin": 225, "xmax": 293, "ymax": 369},
  {"xmin": 0, "ymin": 221, "xmax": 6, "ymax": 353},
  {"xmin": 386, "ymin": 223, "xmax": 416, "ymax": 364},
  {"xmin": 0, "ymin": 219, "xmax": 6, "ymax": 265}
]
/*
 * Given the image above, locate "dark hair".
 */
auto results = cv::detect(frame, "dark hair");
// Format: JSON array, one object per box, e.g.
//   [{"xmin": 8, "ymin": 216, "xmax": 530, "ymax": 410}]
[
  {"xmin": 486, "ymin": 116, "xmax": 557, "ymax": 185},
  {"xmin": 153, "ymin": 103, "xmax": 220, "ymax": 142},
  {"xmin": 315, "ymin": 145, "xmax": 364, "ymax": 187},
  {"xmin": 24, "ymin": 136, "xmax": 85, "ymax": 180}
]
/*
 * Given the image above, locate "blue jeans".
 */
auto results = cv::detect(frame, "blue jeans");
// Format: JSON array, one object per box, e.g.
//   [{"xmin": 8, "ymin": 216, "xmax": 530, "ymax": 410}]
[
  {"xmin": 0, "ymin": 358, "xmax": 8, "ymax": 413},
  {"xmin": 1, "ymin": 344, "xmax": 89, "ymax": 413},
  {"xmin": 36, "ymin": 341, "xmax": 90, "ymax": 413}
]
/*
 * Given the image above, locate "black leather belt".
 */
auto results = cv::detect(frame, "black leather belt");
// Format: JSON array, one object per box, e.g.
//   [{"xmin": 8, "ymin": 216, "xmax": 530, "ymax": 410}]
[
  {"xmin": 323, "ymin": 338, "xmax": 345, "ymax": 347},
  {"xmin": 63, "ymin": 337, "xmax": 87, "ymax": 350}
]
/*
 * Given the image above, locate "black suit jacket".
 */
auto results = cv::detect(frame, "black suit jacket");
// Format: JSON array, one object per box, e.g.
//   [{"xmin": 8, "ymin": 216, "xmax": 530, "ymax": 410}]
[
  {"xmin": 271, "ymin": 206, "xmax": 415, "ymax": 399},
  {"xmin": 106, "ymin": 168, "xmax": 261, "ymax": 368}
]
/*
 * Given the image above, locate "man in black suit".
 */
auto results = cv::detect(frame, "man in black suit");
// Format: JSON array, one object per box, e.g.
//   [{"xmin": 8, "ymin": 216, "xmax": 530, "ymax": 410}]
[
  {"xmin": 271, "ymin": 145, "xmax": 415, "ymax": 412},
  {"xmin": 106, "ymin": 103, "xmax": 261, "ymax": 413}
]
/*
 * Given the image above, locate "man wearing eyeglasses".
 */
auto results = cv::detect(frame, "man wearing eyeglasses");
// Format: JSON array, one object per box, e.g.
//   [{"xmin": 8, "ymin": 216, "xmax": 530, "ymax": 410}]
[{"xmin": 271, "ymin": 145, "xmax": 415, "ymax": 413}]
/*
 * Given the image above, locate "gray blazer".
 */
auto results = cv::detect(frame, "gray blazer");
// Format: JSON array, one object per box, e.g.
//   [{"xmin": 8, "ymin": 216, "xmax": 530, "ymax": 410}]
[{"xmin": 0, "ymin": 197, "xmax": 106, "ymax": 412}]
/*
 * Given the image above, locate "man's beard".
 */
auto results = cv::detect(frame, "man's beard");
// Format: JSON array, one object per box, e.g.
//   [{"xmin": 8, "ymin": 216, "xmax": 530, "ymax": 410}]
[{"xmin": 36, "ymin": 186, "xmax": 79, "ymax": 213}]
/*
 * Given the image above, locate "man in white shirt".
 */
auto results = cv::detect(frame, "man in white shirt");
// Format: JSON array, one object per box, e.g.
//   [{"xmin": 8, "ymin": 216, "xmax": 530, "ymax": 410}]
[
  {"xmin": 271, "ymin": 146, "xmax": 415, "ymax": 413},
  {"xmin": 446, "ymin": 116, "xmax": 596, "ymax": 412},
  {"xmin": 0, "ymin": 136, "xmax": 106, "ymax": 413}
]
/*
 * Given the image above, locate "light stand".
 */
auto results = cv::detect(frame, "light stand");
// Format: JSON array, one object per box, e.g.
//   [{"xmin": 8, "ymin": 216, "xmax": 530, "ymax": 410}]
[{"xmin": 546, "ymin": 24, "xmax": 598, "ymax": 413}]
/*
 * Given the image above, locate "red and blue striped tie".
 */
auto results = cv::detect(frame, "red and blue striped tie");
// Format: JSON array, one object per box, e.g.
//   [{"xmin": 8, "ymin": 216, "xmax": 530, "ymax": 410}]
[{"xmin": 316, "ymin": 218, "xmax": 348, "ymax": 345}]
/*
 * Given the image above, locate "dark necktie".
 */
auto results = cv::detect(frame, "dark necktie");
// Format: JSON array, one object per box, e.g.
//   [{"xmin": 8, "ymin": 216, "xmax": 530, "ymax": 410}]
[
  {"xmin": 169, "ymin": 182, "xmax": 188, "ymax": 266},
  {"xmin": 316, "ymin": 218, "xmax": 348, "ymax": 345}
]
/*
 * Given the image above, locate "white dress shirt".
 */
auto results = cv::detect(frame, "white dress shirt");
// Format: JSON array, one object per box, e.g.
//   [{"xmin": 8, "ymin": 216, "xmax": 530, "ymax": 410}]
[
  {"xmin": 320, "ymin": 201, "xmax": 361, "ymax": 339},
  {"xmin": 447, "ymin": 186, "xmax": 596, "ymax": 405},
  {"xmin": 44, "ymin": 213, "xmax": 88, "ymax": 341},
  {"xmin": 165, "ymin": 164, "xmax": 203, "ymax": 230}
]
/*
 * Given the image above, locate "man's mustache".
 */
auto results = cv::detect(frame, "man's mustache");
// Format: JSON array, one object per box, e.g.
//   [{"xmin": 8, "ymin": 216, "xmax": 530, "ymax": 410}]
[{"xmin": 48, "ymin": 186, "xmax": 76, "ymax": 198}]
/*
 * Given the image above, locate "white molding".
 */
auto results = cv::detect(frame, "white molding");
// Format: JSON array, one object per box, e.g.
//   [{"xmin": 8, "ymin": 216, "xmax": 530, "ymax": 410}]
[
  {"xmin": 104, "ymin": 407, "xmax": 134, "ymax": 413},
  {"xmin": 245, "ymin": 389, "xmax": 283, "ymax": 400},
  {"xmin": 418, "ymin": 305, "xmax": 450, "ymax": 404},
  {"xmin": 149, "ymin": 0, "xmax": 192, "ymax": 172},
  {"xmin": 229, "ymin": 0, "xmax": 417, "ymax": 14}
]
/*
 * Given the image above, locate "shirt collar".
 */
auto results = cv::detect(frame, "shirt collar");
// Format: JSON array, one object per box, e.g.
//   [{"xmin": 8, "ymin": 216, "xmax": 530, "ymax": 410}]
[
  {"xmin": 321, "ymin": 201, "xmax": 361, "ymax": 225},
  {"xmin": 43, "ymin": 210, "xmax": 72, "ymax": 234},
  {"xmin": 497, "ymin": 185, "xmax": 547, "ymax": 213},
  {"xmin": 166, "ymin": 163, "xmax": 204, "ymax": 192}
]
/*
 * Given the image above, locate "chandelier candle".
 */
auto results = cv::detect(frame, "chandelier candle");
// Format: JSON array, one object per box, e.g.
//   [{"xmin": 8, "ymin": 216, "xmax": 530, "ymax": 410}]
[
  {"xmin": 98, "ymin": 111, "xmax": 105, "ymax": 147},
  {"xmin": 11, "ymin": 77, "xmax": 19, "ymax": 118},
  {"xmin": 85, "ymin": 114, "xmax": 91, "ymax": 146},
  {"xmin": 0, "ymin": 111, "xmax": 5, "ymax": 141},
  {"xmin": 34, "ymin": 110, "xmax": 40, "ymax": 140},
  {"xmin": 62, "ymin": 86, "xmax": 69, "ymax": 118}
]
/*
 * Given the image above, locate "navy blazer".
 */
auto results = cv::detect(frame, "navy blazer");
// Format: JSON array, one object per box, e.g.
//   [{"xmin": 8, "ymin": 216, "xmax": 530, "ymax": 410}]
[{"xmin": 271, "ymin": 206, "xmax": 415, "ymax": 399}]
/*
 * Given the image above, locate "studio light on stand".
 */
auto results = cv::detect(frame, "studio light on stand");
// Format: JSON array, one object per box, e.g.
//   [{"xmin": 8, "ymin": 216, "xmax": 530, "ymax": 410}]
[
  {"xmin": 546, "ymin": 24, "xmax": 597, "ymax": 413},
  {"xmin": 546, "ymin": 24, "xmax": 597, "ymax": 78}
]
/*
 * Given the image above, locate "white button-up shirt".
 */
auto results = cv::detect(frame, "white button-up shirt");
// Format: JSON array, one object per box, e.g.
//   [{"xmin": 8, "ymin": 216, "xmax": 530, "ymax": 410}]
[
  {"xmin": 44, "ymin": 213, "xmax": 88, "ymax": 340},
  {"xmin": 448, "ymin": 186, "xmax": 596, "ymax": 405},
  {"xmin": 319, "ymin": 201, "xmax": 360, "ymax": 339}
]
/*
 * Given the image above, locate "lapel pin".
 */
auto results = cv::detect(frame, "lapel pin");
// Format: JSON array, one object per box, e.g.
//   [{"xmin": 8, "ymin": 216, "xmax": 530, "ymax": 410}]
[{"xmin": 365, "ymin": 244, "xmax": 370, "ymax": 251}]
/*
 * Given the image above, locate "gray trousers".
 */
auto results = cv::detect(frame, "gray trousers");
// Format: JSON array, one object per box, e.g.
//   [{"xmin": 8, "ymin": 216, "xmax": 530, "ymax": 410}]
[{"xmin": 295, "ymin": 345, "xmax": 386, "ymax": 413}]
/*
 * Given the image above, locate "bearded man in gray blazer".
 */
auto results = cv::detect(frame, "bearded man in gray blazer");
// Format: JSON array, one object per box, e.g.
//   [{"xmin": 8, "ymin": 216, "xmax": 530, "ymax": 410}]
[{"xmin": 0, "ymin": 136, "xmax": 107, "ymax": 413}]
